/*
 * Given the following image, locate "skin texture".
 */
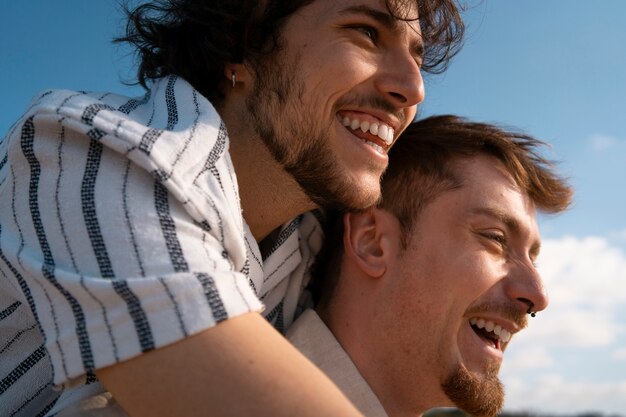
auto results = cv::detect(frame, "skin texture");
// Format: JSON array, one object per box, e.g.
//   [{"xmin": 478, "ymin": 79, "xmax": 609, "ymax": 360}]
[
  {"xmin": 224, "ymin": 0, "xmax": 425, "ymax": 240},
  {"xmin": 98, "ymin": 313, "xmax": 362, "ymax": 417},
  {"xmin": 323, "ymin": 155, "xmax": 548, "ymax": 417},
  {"xmin": 97, "ymin": 1, "xmax": 426, "ymax": 416}
]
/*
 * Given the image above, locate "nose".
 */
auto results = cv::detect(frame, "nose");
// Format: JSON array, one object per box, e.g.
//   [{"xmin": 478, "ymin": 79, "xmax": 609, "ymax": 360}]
[
  {"xmin": 375, "ymin": 49, "xmax": 425, "ymax": 111},
  {"xmin": 504, "ymin": 258, "xmax": 549, "ymax": 315}
]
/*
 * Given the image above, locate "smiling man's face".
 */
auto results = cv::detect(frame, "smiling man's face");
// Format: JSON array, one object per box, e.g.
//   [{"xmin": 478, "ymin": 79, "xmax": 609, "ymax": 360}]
[
  {"xmin": 371, "ymin": 154, "xmax": 548, "ymax": 417},
  {"xmin": 245, "ymin": 0, "xmax": 425, "ymax": 210}
]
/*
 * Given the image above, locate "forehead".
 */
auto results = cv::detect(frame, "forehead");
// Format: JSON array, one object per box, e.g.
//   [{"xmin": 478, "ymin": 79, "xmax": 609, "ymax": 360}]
[{"xmin": 452, "ymin": 155, "xmax": 539, "ymax": 233}]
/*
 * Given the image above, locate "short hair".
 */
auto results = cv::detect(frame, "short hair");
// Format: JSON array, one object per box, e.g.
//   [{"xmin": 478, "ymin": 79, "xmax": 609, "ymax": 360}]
[
  {"xmin": 312, "ymin": 115, "xmax": 573, "ymax": 306},
  {"xmin": 115, "ymin": 0, "xmax": 465, "ymax": 104}
]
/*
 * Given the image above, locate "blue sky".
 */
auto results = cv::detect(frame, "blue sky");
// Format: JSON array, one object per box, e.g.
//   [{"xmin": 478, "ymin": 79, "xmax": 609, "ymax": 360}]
[
  {"xmin": 2, "ymin": 1, "xmax": 625, "ymax": 415},
  {"xmin": 421, "ymin": 2, "xmax": 626, "ymax": 415}
]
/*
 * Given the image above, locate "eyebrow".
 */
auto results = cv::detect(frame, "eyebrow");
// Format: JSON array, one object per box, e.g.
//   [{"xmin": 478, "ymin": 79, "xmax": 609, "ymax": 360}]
[
  {"xmin": 339, "ymin": 5, "xmax": 425, "ymax": 59},
  {"xmin": 471, "ymin": 206, "xmax": 542, "ymax": 260}
]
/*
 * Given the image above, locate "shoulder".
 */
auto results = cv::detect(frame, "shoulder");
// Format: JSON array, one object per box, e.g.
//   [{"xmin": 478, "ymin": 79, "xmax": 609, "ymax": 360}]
[
  {"xmin": 17, "ymin": 76, "xmax": 224, "ymax": 153},
  {"xmin": 5, "ymin": 76, "xmax": 234, "ymax": 209}
]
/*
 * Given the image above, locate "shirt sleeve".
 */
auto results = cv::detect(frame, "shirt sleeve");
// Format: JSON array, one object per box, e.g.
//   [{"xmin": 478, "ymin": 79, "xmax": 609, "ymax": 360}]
[{"xmin": 0, "ymin": 82, "xmax": 263, "ymax": 387}]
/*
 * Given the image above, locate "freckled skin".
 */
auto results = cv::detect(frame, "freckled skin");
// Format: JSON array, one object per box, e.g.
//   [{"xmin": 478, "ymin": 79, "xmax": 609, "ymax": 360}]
[{"xmin": 337, "ymin": 155, "xmax": 547, "ymax": 417}]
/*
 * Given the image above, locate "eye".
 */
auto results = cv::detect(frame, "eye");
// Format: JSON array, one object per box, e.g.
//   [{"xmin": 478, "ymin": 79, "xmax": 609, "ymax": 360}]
[
  {"xmin": 352, "ymin": 25, "xmax": 378, "ymax": 42},
  {"xmin": 529, "ymin": 253, "xmax": 540, "ymax": 268},
  {"xmin": 480, "ymin": 231, "xmax": 507, "ymax": 248}
]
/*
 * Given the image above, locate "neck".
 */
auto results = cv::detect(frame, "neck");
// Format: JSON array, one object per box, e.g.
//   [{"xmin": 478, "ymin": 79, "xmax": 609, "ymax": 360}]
[
  {"xmin": 221, "ymin": 107, "xmax": 316, "ymax": 242},
  {"xmin": 322, "ymin": 278, "xmax": 434, "ymax": 417}
]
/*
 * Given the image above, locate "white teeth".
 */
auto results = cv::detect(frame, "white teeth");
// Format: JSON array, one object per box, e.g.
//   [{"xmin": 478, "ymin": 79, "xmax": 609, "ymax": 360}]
[
  {"xmin": 378, "ymin": 125, "xmax": 389, "ymax": 142},
  {"xmin": 363, "ymin": 139, "xmax": 384, "ymax": 154},
  {"xmin": 378, "ymin": 125, "xmax": 395, "ymax": 146},
  {"xmin": 369, "ymin": 123, "xmax": 379, "ymax": 136},
  {"xmin": 341, "ymin": 115, "xmax": 395, "ymax": 147},
  {"xmin": 469, "ymin": 317, "xmax": 512, "ymax": 344},
  {"xmin": 501, "ymin": 329, "xmax": 511, "ymax": 343}
]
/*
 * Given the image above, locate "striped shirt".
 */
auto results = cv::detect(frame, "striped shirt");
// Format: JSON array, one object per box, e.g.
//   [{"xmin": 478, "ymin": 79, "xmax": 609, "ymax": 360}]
[{"xmin": 0, "ymin": 75, "xmax": 322, "ymax": 416}]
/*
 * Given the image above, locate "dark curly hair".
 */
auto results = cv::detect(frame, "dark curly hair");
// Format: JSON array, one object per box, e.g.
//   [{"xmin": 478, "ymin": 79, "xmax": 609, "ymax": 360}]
[{"xmin": 115, "ymin": 0, "xmax": 465, "ymax": 104}]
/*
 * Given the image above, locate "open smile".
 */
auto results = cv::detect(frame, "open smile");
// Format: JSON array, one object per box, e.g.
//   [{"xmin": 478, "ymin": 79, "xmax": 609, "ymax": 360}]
[
  {"xmin": 469, "ymin": 317, "xmax": 512, "ymax": 351},
  {"xmin": 338, "ymin": 113, "xmax": 395, "ymax": 154}
]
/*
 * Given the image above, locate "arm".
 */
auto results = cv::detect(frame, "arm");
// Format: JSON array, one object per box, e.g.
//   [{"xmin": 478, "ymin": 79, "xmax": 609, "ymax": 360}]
[
  {"xmin": 97, "ymin": 312, "xmax": 365, "ymax": 417},
  {"xmin": 4, "ymin": 85, "xmax": 357, "ymax": 416}
]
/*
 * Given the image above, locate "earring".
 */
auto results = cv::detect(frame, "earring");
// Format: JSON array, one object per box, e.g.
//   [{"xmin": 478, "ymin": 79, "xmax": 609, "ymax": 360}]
[{"xmin": 231, "ymin": 71, "xmax": 236, "ymax": 88}]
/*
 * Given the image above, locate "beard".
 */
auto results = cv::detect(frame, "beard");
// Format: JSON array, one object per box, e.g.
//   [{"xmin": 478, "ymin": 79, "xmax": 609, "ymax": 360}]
[
  {"xmin": 244, "ymin": 52, "xmax": 383, "ymax": 211},
  {"xmin": 441, "ymin": 362, "xmax": 504, "ymax": 417}
]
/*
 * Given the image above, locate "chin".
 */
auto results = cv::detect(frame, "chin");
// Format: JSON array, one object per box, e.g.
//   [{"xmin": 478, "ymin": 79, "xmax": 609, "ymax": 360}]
[
  {"xmin": 304, "ymin": 175, "xmax": 382, "ymax": 211},
  {"xmin": 340, "ymin": 186, "xmax": 381, "ymax": 211},
  {"xmin": 343, "ymin": 173, "xmax": 383, "ymax": 208},
  {"xmin": 441, "ymin": 362, "xmax": 504, "ymax": 417}
]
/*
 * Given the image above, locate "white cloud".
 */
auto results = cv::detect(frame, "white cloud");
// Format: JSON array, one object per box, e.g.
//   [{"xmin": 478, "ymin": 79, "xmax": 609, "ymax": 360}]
[
  {"xmin": 609, "ymin": 228, "xmax": 626, "ymax": 244},
  {"xmin": 504, "ymin": 374, "xmax": 626, "ymax": 415},
  {"xmin": 589, "ymin": 134, "xmax": 620, "ymax": 152},
  {"xmin": 501, "ymin": 345, "xmax": 554, "ymax": 372},
  {"xmin": 514, "ymin": 236, "xmax": 626, "ymax": 348},
  {"xmin": 614, "ymin": 348, "xmax": 626, "ymax": 361},
  {"xmin": 499, "ymin": 235, "xmax": 626, "ymax": 415},
  {"xmin": 539, "ymin": 236, "xmax": 626, "ymax": 306},
  {"xmin": 514, "ymin": 306, "xmax": 623, "ymax": 348}
]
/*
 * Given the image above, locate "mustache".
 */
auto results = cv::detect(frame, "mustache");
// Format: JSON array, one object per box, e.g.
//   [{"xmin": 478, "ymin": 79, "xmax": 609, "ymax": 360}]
[
  {"xmin": 335, "ymin": 94, "xmax": 407, "ymax": 126},
  {"xmin": 464, "ymin": 302, "xmax": 529, "ymax": 330}
]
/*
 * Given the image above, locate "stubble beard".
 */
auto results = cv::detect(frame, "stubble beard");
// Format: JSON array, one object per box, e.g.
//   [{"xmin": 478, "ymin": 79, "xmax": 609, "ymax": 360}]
[
  {"xmin": 245, "ymin": 53, "xmax": 382, "ymax": 212},
  {"xmin": 441, "ymin": 362, "xmax": 505, "ymax": 417}
]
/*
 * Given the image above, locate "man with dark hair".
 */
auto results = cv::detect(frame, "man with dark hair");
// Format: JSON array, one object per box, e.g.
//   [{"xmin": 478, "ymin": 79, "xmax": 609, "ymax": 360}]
[
  {"xmin": 0, "ymin": 1, "xmax": 464, "ymax": 417},
  {"xmin": 287, "ymin": 115, "xmax": 573, "ymax": 417}
]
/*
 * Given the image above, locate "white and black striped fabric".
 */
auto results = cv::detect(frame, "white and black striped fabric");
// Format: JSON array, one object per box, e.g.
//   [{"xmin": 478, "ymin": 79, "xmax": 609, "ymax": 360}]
[{"xmin": 0, "ymin": 75, "xmax": 323, "ymax": 417}]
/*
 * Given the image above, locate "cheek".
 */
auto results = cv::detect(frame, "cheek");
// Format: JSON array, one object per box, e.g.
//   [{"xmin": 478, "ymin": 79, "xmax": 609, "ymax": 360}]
[
  {"xmin": 382, "ymin": 292, "xmax": 461, "ymax": 376},
  {"xmin": 383, "ymin": 267, "xmax": 454, "ymax": 335},
  {"xmin": 312, "ymin": 49, "xmax": 378, "ymax": 90},
  {"xmin": 453, "ymin": 250, "xmax": 506, "ymax": 292}
]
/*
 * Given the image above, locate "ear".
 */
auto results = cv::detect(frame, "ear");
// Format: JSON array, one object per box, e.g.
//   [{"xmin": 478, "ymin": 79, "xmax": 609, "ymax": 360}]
[
  {"xmin": 343, "ymin": 208, "xmax": 402, "ymax": 279},
  {"xmin": 223, "ymin": 62, "xmax": 253, "ymax": 89}
]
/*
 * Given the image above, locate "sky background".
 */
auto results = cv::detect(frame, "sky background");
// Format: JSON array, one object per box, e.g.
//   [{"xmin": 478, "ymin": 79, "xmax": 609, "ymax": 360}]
[
  {"xmin": 420, "ymin": 2, "xmax": 626, "ymax": 415},
  {"xmin": 1, "ymin": 1, "xmax": 625, "ymax": 416}
]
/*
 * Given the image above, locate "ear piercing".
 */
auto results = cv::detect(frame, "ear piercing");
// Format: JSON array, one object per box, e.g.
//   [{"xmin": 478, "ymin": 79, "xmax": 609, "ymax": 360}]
[{"xmin": 231, "ymin": 71, "xmax": 237, "ymax": 88}]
